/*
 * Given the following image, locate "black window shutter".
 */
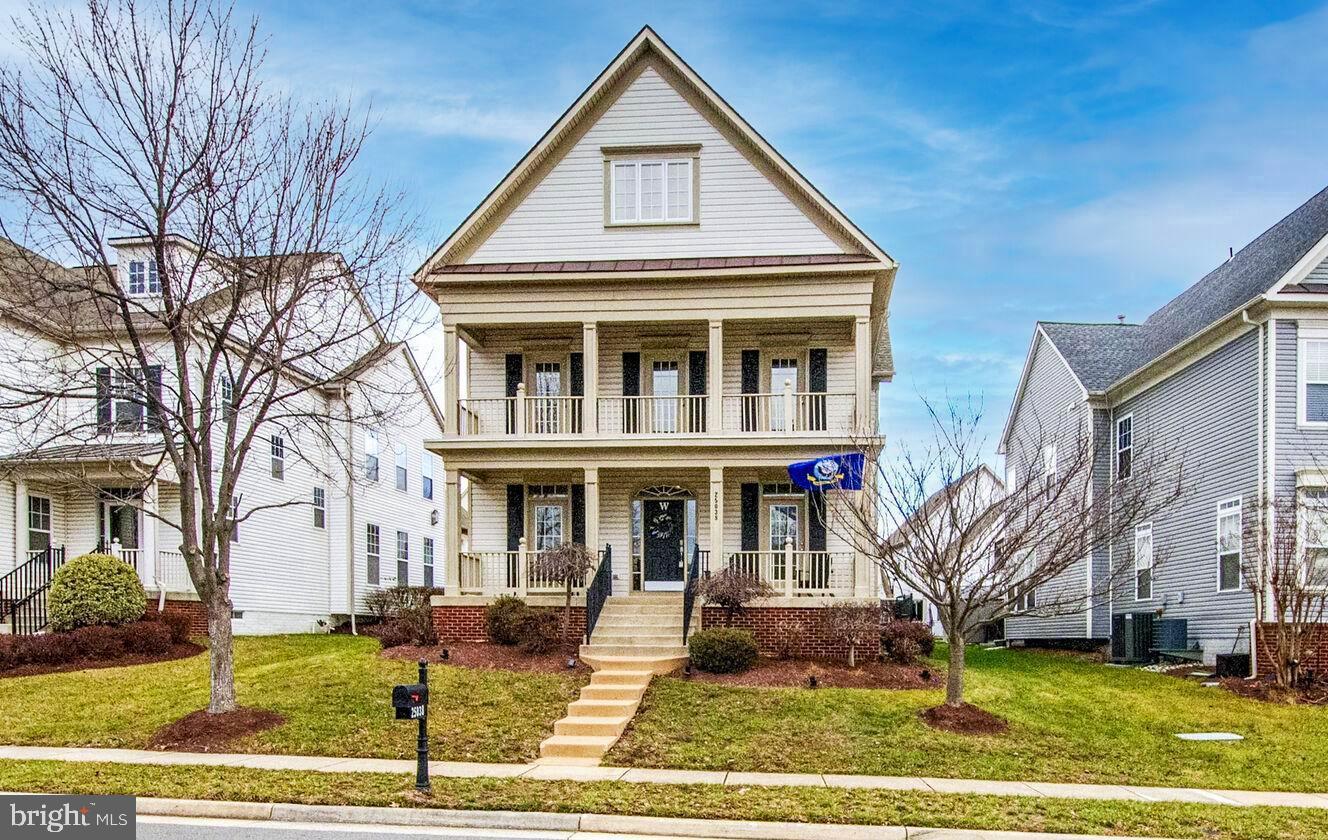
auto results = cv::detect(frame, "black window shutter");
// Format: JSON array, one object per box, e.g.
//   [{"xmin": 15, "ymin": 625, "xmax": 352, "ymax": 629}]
[
  {"xmin": 808, "ymin": 490, "xmax": 827, "ymax": 551},
  {"xmin": 808, "ymin": 348, "xmax": 828, "ymax": 431},
  {"xmin": 622, "ymin": 352, "xmax": 640, "ymax": 434},
  {"xmin": 505, "ymin": 354, "xmax": 523, "ymax": 434},
  {"xmin": 95, "ymin": 367, "xmax": 112, "ymax": 432},
  {"xmin": 740, "ymin": 350, "xmax": 760, "ymax": 432},
  {"xmin": 740, "ymin": 482, "xmax": 760, "ymax": 551},
  {"xmin": 506, "ymin": 484, "xmax": 524, "ymax": 552},
  {"xmin": 687, "ymin": 350, "xmax": 707, "ymax": 433},
  {"xmin": 569, "ymin": 353, "xmax": 584, "ymax": 396},
  {"xmin": 571, "ymin": 484, "xmax": 586, "ymax": 546},
  {"xmin": 146, "ymin": 365, "xmax": 164, "ymax": 431}
]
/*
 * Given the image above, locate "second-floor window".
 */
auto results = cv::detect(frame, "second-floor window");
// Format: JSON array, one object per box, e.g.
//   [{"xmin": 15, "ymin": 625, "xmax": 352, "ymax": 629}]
[
  {"xmin": 1302, "ymin": 336, "xmax": 1328, "ymax": 424},
  {"xmin": 610, "ymin": 159, "xmax": 693, "ymax": 223},
  {"xmin": 112, "ymin": 370, "xmax": 145, "ymax": 430},
  {"xmin": 422, "ymin": 452, "xmax": 434, "ymax": 500},
  {"xmin": 270, "ymin": 435, "xmax": 285, "ymax": 480},
  {"xmin": 127, "ymin": 259, "xmax": 160, "ymax": 296},
  {"xmin": 312, "ymin": 487, "xmax": 325, "ymax": 529},
  {"xmin": 1042, "ymin": 443, "xmax": 1058, "ymax": 492},
  {"xmin": 395, "ymin": 443, "xmax": 408, "ymax": 491},
  {"xmin": 1116, "ymin": 415, "xmax": 1133, "ymax": 480},
  {"xmin": 364, "ymin": 429, "xmax": 379, "ymax": 481},
  {"xmin": 1135, "ymin": 522, "xmax": 1154, "ymax": 600}
]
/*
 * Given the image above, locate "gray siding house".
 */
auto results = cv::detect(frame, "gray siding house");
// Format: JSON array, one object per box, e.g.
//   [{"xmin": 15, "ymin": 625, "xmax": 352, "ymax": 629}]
[{"xmin": 999, "ymin": 185, "xmax": 1328, "ymax": 662}]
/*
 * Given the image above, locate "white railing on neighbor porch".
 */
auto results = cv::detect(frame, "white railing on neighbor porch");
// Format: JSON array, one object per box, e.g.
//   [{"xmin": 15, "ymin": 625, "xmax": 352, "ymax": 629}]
[
  {"xmin": 724, "ymin": 541, "xmax": 852, "ymax": 597},
  {"xmin": 155, "ymin": 550, "xmax": 194, "ymax": 593},
  {"xmin": 108, "ymin": 544, "xmax": 141, "ymax": 573},
  {"xmin": 458, "ymin": 539, "xmax": 588, "ymax": 596},
  {"xmin": 597, "ymin": 395, "xmax": 707, "ymax": 435},
  {"xmin": 722, "ymin": 390, "xmax": 855, "ymax": 434}
]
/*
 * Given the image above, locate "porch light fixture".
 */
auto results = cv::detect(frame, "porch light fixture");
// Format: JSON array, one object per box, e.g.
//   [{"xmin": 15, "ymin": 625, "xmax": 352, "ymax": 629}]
[
  {"xmin": 920, "ymin": 669, "xmax": 931, "ymax": 682},
  {"xmin": 439, "ymin": 649, "xmax": 449, "ymax": 661},
  {"xmin": 430, "ymin": 509, "xmax": 439, "ymax": 526},
  {"xmin": 807, "ymin": 675, "xmax": 818, "ymax": 689},
  {"xmin": 566, "ymin": 657, "xmax": 577, "ymax": 669}
]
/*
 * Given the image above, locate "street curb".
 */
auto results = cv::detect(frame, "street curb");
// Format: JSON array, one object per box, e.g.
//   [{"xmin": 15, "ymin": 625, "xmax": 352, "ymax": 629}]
[{"xmin": 126, "ymin": 795, "xmax": 1165, "ymax": 840}]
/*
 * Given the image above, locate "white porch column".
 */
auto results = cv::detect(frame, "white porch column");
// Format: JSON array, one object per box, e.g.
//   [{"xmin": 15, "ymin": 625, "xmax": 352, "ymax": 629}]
[
  {"xmin": 582, "ymin": 322, "xmax": 599, "ymax": 435},
  {"xmin": 708, "ymin": 320, "xmax": 723, "ymax": 434},
  {"xmin": 852, "ymin": 473, "xmax": 877, "ymax": 598},
  {"xmin": 443, "ymin": 324, "xmax": 460, "ymax": 435},
  {"xmin": 584, "ymin": 466, "xmax": 600, "ymax": 554},
  {"xmin": 708, "ymin": 465, "xmax": 724, "ymax": 565},
  {"xmin": 855, "ymin": 315, "xmax": 872, "ymax": 434},
  {"xmin": 14, "ymin": 478, "xmax": 28, "ymax": 566},
  {"xmin": 141, "ymin": 479, "xmax": 159, "ymax": 587},
  {"xmin": 443, "ymin": 468, "xmax": 461, "ymax": 594}
]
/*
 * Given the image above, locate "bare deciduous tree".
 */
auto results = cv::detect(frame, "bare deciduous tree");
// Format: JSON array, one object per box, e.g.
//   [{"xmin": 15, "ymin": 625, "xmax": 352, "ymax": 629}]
[
  {"xmin": 828, "ymin": 398, "xmax": 1185, "ymax": 708},
  {"xmin": 818, "ymin": 602, "xmax": 877, "ymax": 667},
  {"xmin": 0, "ymin": 0, "xmax": 420, "ymax": 713},
  {"xmin": 697, "ymin": 566, "xmax": 775, "ymax": 627},
  {"xmin": 1244, "ymin": 495, "xmax": 1328, "ymax": 687},
  {"xmin": 530, "ymin": 543, "xmax": 596, "ymax": 647}
]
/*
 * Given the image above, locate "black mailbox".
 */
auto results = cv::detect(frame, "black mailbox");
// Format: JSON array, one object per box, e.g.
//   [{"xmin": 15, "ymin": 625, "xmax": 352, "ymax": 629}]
[{"xmin": 392, "ymin": 683, "xmax": 428, "ymax": 719}]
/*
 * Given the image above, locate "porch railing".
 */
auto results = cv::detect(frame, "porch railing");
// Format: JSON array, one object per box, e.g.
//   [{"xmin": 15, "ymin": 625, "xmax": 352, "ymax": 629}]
[
  {"xmin": 722, "ymin": 391, "xmax": 854, "ymax": 434},
  {"xmin": 682, "ymin": 544, "xmax": 702, "ymax": 642},
  {"xmin": 155, "ymin": 550, "xmax": 194, "ymax": 593},
  {"xmin": 726, "ymin": 543, "xmax": 851, "ymax": 596},
  {"xmin": 584, "ymin": 545, "xmax": 612, "ymax": 644},
  {"xmin": 598, "ymin": 395, "xmax": 707, "ymax": 435},
  {"xmin": 0, "ymin": 546, "xmax": 67, "ymax": 635},
  {"xmin": 459, "ymin": 540, "xmax": 593, "ymax": 595}
]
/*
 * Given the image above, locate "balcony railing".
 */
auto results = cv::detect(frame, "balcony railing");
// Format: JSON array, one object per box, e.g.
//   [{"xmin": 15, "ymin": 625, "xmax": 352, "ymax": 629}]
[
  {"xmin": 457, "ymin": 392, "xmax": 584, "ymax": 436},
  {"xmin": 721, "ymin": 392, "xmax": 854, "ymax": 434},
  {"xmin": 598, "ymin": 395, "xmax": 707, "ymax": 435}
]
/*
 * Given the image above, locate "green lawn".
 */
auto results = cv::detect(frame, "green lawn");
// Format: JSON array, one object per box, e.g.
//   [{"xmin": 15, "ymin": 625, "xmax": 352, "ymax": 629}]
[
  {"xmin": 3, "ymin": 759, "xmax": 1325, "ymax": 840},
  {"xmin": 607, "ymin": 644, "xmax": 1328, "ymax": 792},
  {"xmin": 0, "ymin": 635, "xmax": 584, "ymax": 763}
]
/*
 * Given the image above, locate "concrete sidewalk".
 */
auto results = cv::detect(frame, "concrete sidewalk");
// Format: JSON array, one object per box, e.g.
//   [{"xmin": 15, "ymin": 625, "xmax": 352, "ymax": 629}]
[{"xmin": 2, "ymin": 744, "xmax": 1326, "ymax": 810}]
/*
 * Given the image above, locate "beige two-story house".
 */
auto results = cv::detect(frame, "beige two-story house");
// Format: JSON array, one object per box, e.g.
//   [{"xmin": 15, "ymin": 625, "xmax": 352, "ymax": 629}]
[{"xmin": 417, "ymin": 28, "xmax": 895, "ymax": 675}]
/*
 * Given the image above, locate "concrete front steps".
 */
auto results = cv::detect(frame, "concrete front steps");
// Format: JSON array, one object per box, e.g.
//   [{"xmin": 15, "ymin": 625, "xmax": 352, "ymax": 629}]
[{"xmin": 538, "ymin": 595, "xmax": 688, "ymax": 764}]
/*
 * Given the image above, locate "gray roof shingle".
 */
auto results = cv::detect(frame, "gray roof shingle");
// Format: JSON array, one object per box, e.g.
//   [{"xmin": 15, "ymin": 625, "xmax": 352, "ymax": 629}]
[{"xmin": 1040, "ymin": 184, "xmax": 1328, "ymax": 392}]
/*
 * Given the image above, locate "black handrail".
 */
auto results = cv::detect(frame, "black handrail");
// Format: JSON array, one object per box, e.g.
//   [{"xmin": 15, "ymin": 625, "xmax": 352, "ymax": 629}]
[
  {"xmin": 584, "ymin": 545, "xmax": 612, "ymax": 644},
  {"xmin": 0, "ymin": 546, "xmax": 66, "ymax": 634},
  {"xmin": 682, "ymin": 543, "xmax": 702, "ymax": 643}
]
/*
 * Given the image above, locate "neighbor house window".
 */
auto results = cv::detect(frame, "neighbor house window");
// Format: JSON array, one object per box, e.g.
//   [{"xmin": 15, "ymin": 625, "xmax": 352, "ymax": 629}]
[
  {"xmin": 610, "ymin": 159, "xmax": 693, "ymax": 223},
  {"xmin": 27, "ymin": 495, "xmax": 52, "ymax": 554},
  {"xmin": 1300, "ymin": 488, "xmax": 1328, "ymax": 589},
  {"xmin": 229, "ymin": 498, "xmax": 240, "ymax": 543},
  {"xmin": 423, "ymin": 537, "xmax": 435, "ymax": 587},
  {"xmin": 1135, "ymin": 523, "xmax": 1154, "ymax": 600},
  {"xmin": 218, "ymin": 373, "xmax": 235, "ymax": 420},
  {"xmin": 1011, "ymin": 551, "xmax": 1036, "ymax": 612},
  {"xmin": 364, "ymin": 429, "xmax": 379, "ymax": 481},
  {"xmin": 111, "ymin": 370, "xmax": 146, "ymax": 431},
  {"xmin": 1116, "ymin": 415, "xmax": 1133, "ymax": 480},
  {"xmin": 1043, "ymin": 443, "xmax": 1058, "ymax": 492},
  {"xmin": 366, "ymin": 523, "xmax": 380, "ymax": 584},
  {"xmin": 127, "ymin": 259, "xmax": 160, "ymax": 296},
  {"xmin": 1302, "ymin": 335, "xmax": 1328, "ymax": 424},
  {"xmin": 395, "ymin": 443, "xmax": 407, "ymax": 492},
  {"xmin": 312, "ymin": 487, "xmax": 326, "ymax": 529},
  {"xmin": 1217, "ymin": 498, "xmax": 1241, "ymax": 592},
  {"xmin": 421, "ymin": 452, "xmax": 434, "ymax": 500},
  {"xmin": 270, "ymin": 435, "xmax": 285, "ymax": 480},
  {"xmin": 396, "ymin": 530, "xmax": 409, "ymax": 582}
]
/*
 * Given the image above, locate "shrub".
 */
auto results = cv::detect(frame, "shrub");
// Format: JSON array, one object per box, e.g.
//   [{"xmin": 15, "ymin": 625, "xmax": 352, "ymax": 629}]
[
  {"xmin": 69, "ymin": 624, "xmax": 124, "ymax": 660},
  {"xmin": 697, "ymin": 568, "xmax": 774, "ymax": 626},
  {"xmin": 370, "ymin": 620, "xmax": 415, "ymax": 649},
  {"xmin": 25, "ymin": 632, "xmax": 78, "ymax": 665},
  {"xmin": 48, "ymin": 553, "xmax": 146, "ymax": 631},
  {"xmin": 689, "ymin": 628, "xmax": 758, "ymax": 674},
  {"xmin": 485, "ymin": 595, "xmax": 529, "ymax": 646},
  {"xmin": 770, "ymin": 618, "xmax": 809, "ymax": 660},
  {"xmin": 119, "ymin": 621, "xmax": 172, "ymax": 655},
  {"xmin": 363, "ymin": 586, "xmax": 439, "ymax": 645},
  {"xmin": 881, "ymin": 619, "xmax": 935, "ymax": 664},
  {"xmin": 153, "ymin": 610, "xmax": 194, "ymax": 644},
  {"xmin": 516, "ymin": 610, "xmax": 561, "ymax": 654}
]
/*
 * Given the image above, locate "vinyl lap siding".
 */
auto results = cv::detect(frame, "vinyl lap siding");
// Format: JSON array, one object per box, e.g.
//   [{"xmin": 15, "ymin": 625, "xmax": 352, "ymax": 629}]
[
  {"xmin": 1110, "ymin": 329, "xmax": 1259, "ymax": 656},
  {"xmin": 467, "ymin": 66, "xmax": 843, "ymax": 263}
]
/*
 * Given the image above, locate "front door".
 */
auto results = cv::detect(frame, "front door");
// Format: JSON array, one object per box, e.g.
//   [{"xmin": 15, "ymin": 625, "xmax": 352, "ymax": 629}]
[
  {"xmin": 643, "ymin": 498, "xmax": 685, "ymax": 590},
  {"xmin": 100, "ymin": 498, "xmax": 140, "ymax": 551}
]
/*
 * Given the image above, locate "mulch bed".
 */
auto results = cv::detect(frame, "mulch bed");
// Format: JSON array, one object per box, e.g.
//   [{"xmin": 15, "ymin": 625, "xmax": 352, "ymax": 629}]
[
  {"xmin": 678, "ymin": 657, "xmax": 942, "ymax": 689},
  {"xmin": 147, "ymin": 707, "xmax": 286, "ymax": 752},
  {"xmin": 381, "ymin": 642, "xmax": 591, "ymax": 675},
  {"xmin": 1221, "ymin": 676, "xmax": 1328, "ymax": 705},
  {"xmin": 920, "ymin": 702, "xmax": 1009, "ymax": 735},
  {"xmin": 0, "ymin": 642, "xmax": 204, "ymax": 680}
]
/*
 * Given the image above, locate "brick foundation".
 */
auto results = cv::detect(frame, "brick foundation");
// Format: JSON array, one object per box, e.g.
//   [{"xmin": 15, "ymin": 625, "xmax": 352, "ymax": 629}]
[
  {"xmin": 701, "ymin": 604, "xmax": 881, "ymax": 661},
  {"xmin": 148, "ymin": 597, "xmax": 208, "ymax": 636},
  {"xmin": 1254, "ymin": 622, "xmax": 1328, "ymax": 678},
  {"xmin": 432, "ymin": 603, "xmax": 586, "ymax": 643}
]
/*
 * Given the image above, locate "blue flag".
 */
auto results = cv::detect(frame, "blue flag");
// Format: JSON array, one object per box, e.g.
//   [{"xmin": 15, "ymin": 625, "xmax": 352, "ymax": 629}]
[{"xmin": 787, "ymin": 453, "xmax": 865, "ymax": 491}]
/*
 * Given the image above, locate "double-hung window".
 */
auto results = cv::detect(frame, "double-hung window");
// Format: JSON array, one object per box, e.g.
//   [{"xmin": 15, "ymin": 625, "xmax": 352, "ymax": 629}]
[
  {"xmin": 423, "ymin": 537, "xmax": 435, "ymax": 587},
  {"xmin": 1010, "ymin": 550, "xmax": 1036, "ymax": 611},
  {"xmin": 529, "ymin": 485, "xmax": 569, "ymax": 553},
  {"xmin": 395, "ymin": 443, "xmax": 408, "ymax": 492},
  {"xmin": 270, "ymin": 435, "xmax": 285, "ymax": 480},
  {"xmin": 27, "ymin": 495, "xmax": 52, "ymax": 554},
  {"xmin": 610, "ymin": 158, "xmax": 693, "ymax": 223},
  {"xmin": 1300, "ymin": 488, "xmax": 1328, "ymax": 589},
  {"xmin": 1135, "ymin": 523, "xmax": 1154, "ymax": 600},
  {"xmin": 366, "ymin": 524, "xmax": 380, "ymax": 584},
  {"xmin": 127, "ymin": 259, "xmax": 160, "ymax": 296},
  {"xmin": 396, "ymin": 530, "xmax": 409, "ymax": 583},
  {"xmin": 1043, "ymin": 443, "xmax": 1058, "ymax": 493},
  {"xmin": 422, "ymin": 453, "xmax": 434, "ymax": 500},
  {"xmin": 1217, "ymin": 498, "xmax": 1241, "ymax": 592},
  {"xmin": 312, "ymin": 487, "xmax": 326, "ymax": 529},
  {"xmin": 111, "ymin": 370, "xmax": 146, "ymax": 431},
  {"xmin": 218, "ymin": 374, "xmax": 235, "ymax": 421},
  {"xmin": 1302, "ymin": 332, "xmax": 1328, "ymax": 425},
  {"xmin": 364, "ymin": 429, "xmax": 379, "ymax": 481},
  {"xmin": 1116, "ymin": 415, "xmax": 1133, "ymax": 480}
]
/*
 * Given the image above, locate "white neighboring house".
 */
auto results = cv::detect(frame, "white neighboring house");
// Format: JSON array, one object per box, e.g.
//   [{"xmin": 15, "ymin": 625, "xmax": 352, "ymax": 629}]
[{"xmin": 0, "ymin": 236, "xmax": 450, "ymax": 634}]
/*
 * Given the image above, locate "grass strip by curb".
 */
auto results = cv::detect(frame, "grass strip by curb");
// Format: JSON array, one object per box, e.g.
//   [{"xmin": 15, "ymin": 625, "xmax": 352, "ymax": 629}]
[{"xmin": 2, "ymin": 759, "xmax": 1327, "ymax": 840}]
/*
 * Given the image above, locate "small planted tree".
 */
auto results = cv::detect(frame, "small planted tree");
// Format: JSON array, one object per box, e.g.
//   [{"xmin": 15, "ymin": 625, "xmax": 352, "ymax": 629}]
[
  {"xmin": 697, "ymin": 567, "xmax": 775, "ymax": 627},
  {"xmin": 819, "ymin": 602, "xmax": 879, "ymax": 667},
  {"xmin": 529, "ymin": 543, "xmax": 596, "ymax": 647}
]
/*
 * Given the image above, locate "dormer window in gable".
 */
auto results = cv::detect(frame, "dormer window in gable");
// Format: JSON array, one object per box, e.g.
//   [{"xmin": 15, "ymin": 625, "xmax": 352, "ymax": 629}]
[
  {"xmin": 604, "ymin": 145, "xmax": 699, "ymax": 226},
  {"xmin": 127, "ymin": 259, "xmax": 161, "ymax": 296}
]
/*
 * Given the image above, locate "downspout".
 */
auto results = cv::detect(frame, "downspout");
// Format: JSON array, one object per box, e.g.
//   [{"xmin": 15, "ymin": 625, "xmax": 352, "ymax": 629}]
[{"xmin": 341, "ymin": 383, "xmax": 357, "ymax": 635}]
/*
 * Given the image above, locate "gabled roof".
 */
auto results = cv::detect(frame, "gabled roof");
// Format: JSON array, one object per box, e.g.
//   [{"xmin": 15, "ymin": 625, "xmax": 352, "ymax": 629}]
[
  {"xmin": 1034, "ymin": 184, "xmax": 1328, "ymax": 396},
  {"xmin": 413, "ymin": 26, "xmax": 895, "ymax": 278}
]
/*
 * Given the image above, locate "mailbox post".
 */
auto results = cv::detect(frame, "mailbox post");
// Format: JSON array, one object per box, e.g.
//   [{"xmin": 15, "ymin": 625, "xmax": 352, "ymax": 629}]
[{"xmin": 392, "ymin": 660, "xmax": 430, "ymax": 792}]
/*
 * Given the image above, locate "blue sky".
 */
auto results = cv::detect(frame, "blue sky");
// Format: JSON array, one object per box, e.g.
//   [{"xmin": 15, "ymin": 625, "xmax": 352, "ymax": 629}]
[{"xmin": 19, "ymin": 1, "xmax": 1328, "ymax": 458}]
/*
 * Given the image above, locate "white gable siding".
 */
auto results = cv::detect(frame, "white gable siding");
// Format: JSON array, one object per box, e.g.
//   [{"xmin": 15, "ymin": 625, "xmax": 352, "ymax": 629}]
[
  {"xmin": 467, "ymin": 66, "xmax": 844, "ymax": 263},
  {"xmin": 1306, "ymin": 253, "xmax": 1328, "ymax": 284}
]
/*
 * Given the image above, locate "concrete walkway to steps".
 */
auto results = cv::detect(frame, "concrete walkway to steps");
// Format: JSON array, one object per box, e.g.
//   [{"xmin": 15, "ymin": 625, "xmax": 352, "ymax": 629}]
[{"xmin": 3, "ymin": 745, "xmax": 1327, "ymax": 810}]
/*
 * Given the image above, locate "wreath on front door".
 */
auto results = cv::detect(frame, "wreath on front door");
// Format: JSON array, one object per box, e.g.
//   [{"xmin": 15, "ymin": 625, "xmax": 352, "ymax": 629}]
[{"xmin": 648, "ymin": 502, "xmax": 675, "ymax": 539}]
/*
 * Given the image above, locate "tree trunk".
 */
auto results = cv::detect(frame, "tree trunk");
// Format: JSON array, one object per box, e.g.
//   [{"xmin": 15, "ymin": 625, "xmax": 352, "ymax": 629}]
[
  {"xmin": 945, "ymin": 634, "xmax": 966, "ymax": 707},
  {"xmin": 848, "ymin": 643, "xmax": 856, "ymax": 668},
  {"xmin": 205, "ymin": 590, "xmax": 237, "ymax": 713}
]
